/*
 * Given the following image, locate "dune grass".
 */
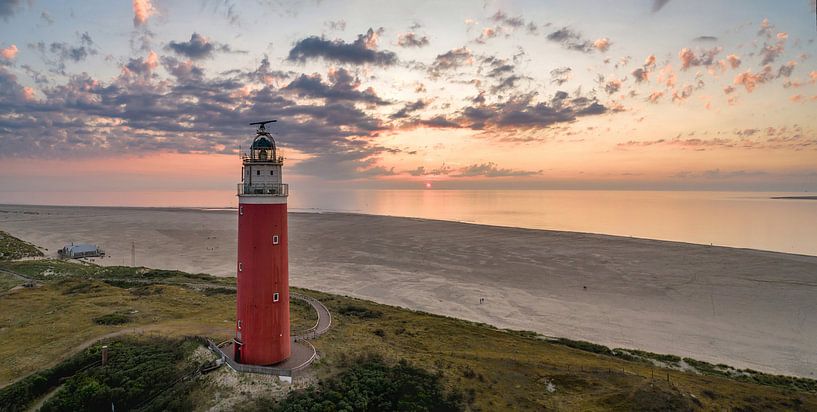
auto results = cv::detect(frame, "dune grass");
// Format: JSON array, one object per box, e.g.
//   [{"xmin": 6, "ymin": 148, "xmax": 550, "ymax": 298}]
[
  {"xmin": 0, "ymin": 230, "xmax": 43, "ymax": 261},
  {"xmin": 1, "ymin": 258, "xmax": 815, "ymax": 411}
]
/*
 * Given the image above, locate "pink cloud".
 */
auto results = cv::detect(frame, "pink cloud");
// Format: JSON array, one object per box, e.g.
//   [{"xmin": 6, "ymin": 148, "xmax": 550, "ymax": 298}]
[
  {"xmin": 132, "ymin": 0, "xmax": 154, "ymax": 27},
  {"xmin": 733, "ymin": 66, "xmax": 773, "ymax": 92},
  {"xmin": 725, "ymin": 54, "xmax": 741, "ymax": 69},
  {"xmin": 647, "ymin": 90, "xmax": 664, "ymax": 103},
  {"xmin": 679, "ymin": 48, "xmax": 696, "ymax": 70},
  {"xmin": 657, "ymin": 64, "xmax": 676, "ymax": 87},
  {"xmin": 593, "ymin": 37, "xmax": 611, "ymax": 52},
  {"xmin": 1, "ymin": 44, "xmax": 18, "ymax": 60}
]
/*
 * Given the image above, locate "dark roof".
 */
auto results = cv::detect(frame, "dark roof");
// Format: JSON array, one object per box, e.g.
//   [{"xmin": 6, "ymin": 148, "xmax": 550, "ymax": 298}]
[{"xmin": 251, "ymin": 135, "xmax": 274, "ymax": 150}]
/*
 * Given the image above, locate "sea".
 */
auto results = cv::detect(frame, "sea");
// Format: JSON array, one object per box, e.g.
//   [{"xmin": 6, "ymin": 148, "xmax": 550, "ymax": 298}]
[{"xmin": 2, "ymin": 189, "xmax": 816, "ymax": 256}]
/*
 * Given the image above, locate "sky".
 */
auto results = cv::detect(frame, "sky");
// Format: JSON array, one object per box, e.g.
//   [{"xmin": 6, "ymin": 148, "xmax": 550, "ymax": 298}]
[{"xmin": 0, "ymin": 0, "xmax": 816, "ymax": 206}]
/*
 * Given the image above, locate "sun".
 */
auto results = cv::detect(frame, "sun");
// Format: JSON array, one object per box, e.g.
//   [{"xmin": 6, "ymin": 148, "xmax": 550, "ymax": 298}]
[{"xmin": 425, "ymin": 182, "xmax": 432, "ymax": 189}]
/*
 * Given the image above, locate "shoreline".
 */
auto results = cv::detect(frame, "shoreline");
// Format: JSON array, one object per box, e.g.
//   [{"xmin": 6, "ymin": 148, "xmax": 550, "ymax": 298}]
[
  {"xmin": 1, "ymin": 204, "xmax": 816, "ymax": 378},
  {"xmin": 3, "ymin": 203, "xmax": 815, "ymax": 259}
]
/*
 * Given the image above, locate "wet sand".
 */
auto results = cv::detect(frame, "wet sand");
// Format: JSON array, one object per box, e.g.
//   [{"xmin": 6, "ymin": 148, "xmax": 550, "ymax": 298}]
[{"xmin": 1, "ymin": 204, "xmax": 815, "ymax": 378}]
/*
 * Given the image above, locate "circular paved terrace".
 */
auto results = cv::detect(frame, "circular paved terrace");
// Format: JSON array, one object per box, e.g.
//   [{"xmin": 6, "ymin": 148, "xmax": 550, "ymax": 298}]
[{"xmin": 210, "ymin": 293, "xmax": 331, "ymax": 377}]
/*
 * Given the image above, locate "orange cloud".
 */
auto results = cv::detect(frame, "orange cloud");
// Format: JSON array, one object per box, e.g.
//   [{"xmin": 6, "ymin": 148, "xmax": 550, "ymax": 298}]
[
  {"xmin": 647, "ymin": 90, "xmax": 664, "ymax": 103},
  {"xmin": 1, "ymin": 44, "xmax": 18, "ymax": 60},
  {"xmin": 657, "ymin": 64, "xmax": 676, "ymax": 87},
  {"xmin": 733, "ymin": 66, "xmax": 773, "ymax": 92},
  {"xmin": 132, "ymin": 0, "xmax": 154, "ymax": 27},
  {"xmin": 679, "ymin": 48, "xmax": 696, "ymax": 70},
  {"xmin": 725, "ymin": 54, "xmax": 741, "ymax": 69},
  {"xmin": 593, "ymin": 37, "xmax": 611, "ymax": 52}
]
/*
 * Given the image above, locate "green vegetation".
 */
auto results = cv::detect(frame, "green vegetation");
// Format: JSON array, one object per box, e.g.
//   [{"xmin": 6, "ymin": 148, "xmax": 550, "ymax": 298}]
[
  {"xmin": 337, "ymin": 304, "xmax": 382, "ymax": 319},
  {"xmin": 254, "ymin": 356, "xmax": 462, "ymax": 411},
  {"xmin": 1, "ymin": 258, "xmax": 816, "ymax": 411},
  {"xmin": 0, "ymin": 336, "xmax": 204, "ymax": 412},
  {"xmin": 0, "ymin": 230, "xmax": 43, "ymax": 261},
  {"xmin": 93, "ymin": 311, "xmax": 132, "ymax": 325}
]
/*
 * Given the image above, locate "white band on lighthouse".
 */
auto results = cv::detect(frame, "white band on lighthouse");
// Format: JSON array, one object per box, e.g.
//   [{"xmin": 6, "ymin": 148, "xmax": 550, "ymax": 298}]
[{"xmin": 238, "ymin": 195, "xmax": 288, "ymax": 204}]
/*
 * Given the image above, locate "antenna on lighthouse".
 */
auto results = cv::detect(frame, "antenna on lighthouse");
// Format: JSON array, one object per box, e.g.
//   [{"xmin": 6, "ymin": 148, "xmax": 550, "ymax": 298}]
[{"xmin": 249, "ymin": 120, "xmax": 277, "ymax": 134}]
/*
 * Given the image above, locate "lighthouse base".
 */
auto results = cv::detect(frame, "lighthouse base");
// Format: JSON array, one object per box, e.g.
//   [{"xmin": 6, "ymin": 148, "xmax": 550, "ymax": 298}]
[{"xmin": 208, "ymin": 338, "xmax": 316, "ymax": 378}]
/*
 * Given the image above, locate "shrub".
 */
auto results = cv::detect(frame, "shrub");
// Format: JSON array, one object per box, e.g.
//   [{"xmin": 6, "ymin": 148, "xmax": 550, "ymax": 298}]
[
  {"xmin": 337, "ymin": 304, "xmax": 383, "ymax": 319},
  {"xmin": 272, "ymin": 357, "xmax": 463, "ymax": 411},
  {"xmin": 93, "ymin": 312, "xmax": 131, "ymax": 325}
]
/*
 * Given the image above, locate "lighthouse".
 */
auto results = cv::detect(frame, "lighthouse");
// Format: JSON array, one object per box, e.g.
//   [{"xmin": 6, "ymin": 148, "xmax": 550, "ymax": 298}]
[{"xmin": 235, "ymin": 120, "xmax": 291, "ymax": 365}]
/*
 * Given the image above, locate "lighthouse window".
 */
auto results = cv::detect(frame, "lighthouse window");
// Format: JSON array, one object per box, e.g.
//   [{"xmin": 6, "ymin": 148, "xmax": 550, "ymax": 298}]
[
  {"xmin": 238, "ymin": 262, "xmax": 243, "ymax": 272},
  {"xmin": 256, "ymin": 170, "xmax": 260, "ymax": 176},
  {"xmin": 272, "ymin": 235, "xmax": 279, "ymax": 245},
  {"xmin": 270, "ymin": 170, "xmax": 274, "ymax": 175},
  {"xmin": 239, "ymin": 206, "xmax": 243, "ymax": 216},
  {"xmin": 273, "ymin": 292, "xmax": 280, "ymax": 302},
  {"xmin": 237, "ymin": 320, "xmax": 242, "ymax": 330}
]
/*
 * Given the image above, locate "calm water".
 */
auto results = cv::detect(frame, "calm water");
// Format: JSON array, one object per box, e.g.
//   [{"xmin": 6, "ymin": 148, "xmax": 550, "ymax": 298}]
[{"xmin": 2, "ymin": 189, "xmax": 816, "ymax": 256}]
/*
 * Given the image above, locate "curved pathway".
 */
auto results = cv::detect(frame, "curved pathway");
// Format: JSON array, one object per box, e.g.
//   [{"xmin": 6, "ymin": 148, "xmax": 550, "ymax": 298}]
[{"xmin": 291, "ymin": 293, "xmax": 332, "ymax": 341}]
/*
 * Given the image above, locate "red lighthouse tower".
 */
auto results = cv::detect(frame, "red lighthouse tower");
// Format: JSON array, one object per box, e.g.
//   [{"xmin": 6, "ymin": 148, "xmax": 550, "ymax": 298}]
[{"xmin": 235, "ymin": 120, "xmax": 290, "ymax": 365}]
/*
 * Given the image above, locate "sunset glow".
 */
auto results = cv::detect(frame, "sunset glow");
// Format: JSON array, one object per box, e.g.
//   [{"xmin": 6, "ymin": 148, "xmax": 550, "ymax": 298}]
[{"xmin": 0, "ymin": 0, "xmax": 816, "ymax": 204}]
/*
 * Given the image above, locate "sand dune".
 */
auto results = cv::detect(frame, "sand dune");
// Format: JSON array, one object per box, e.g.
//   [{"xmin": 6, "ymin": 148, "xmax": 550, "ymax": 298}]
[{"xmin": 1, "ymin": 204, "xmax": 815, "ymax": 378}]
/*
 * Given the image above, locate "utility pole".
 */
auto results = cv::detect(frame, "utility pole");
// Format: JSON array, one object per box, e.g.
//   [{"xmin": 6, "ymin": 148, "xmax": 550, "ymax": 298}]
[{"xmin": 131, "ymin": 241, "xmax": 136, "ymax": 267}]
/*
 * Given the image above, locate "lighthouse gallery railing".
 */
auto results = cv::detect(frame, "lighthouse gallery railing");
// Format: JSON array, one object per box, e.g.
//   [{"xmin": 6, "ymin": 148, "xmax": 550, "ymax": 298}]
[{"xmin": 237, "ymin": 183, "xmax": 289, "ymax": 196}]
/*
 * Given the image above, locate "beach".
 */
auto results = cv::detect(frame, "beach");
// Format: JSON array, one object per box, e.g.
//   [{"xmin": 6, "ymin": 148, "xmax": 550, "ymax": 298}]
[{"xmin": 1, "ymin": 204, "xmax": 815, "ymax": 378}]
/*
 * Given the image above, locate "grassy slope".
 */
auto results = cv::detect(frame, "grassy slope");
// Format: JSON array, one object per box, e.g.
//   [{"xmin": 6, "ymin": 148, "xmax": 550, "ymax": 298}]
[
  {"xmin": 0, "ymin": 258, "xmax": 815, "ymax": 410},
  {"xmin": 0, "ymin": 230, "xmax": 43, "ymax": 260}
]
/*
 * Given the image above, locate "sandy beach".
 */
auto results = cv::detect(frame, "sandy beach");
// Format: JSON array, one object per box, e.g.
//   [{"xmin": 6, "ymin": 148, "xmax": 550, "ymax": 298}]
[{"xmin": 1, "ymin": 204, "xmax": 815, "ymax": 378}]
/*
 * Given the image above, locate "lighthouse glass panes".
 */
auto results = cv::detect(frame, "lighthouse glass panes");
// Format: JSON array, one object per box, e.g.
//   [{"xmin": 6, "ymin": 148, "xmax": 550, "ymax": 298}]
[{"xmin": 235, "ymin": 125, "xmax": 291, "ymax": 365}]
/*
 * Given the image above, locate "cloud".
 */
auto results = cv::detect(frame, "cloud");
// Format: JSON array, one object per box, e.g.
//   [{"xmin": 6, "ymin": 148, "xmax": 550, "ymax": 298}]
[
  {"xmin": 166, "ymin": 33, "xmax": 240, "ymax": 60},
  {"xmin": 429, "ymin": 47, "xmax": 473, "ymax": 73},
  {"xmin": 325, "ymin": 19, "xmax": 346, "ymax": 31},
  {"xmin": 160, "ymin": 56, "xmax": 204, "ymax": 82},
  {"xmin": 1, "ymin": 44, "xmax": 18, "ymax": 60},
  {"xmin": 593, "ymin": 38, "xmax": 611, "ymax": 52},
  {"xmin": 132, "ymin": 0, "xmax": 154, "ymax": 27},
  {"xmin": 397, "ymin": 32, "xmax": 429, "ymax": 48},
  {"xmin": 0, "ymin": 55, "xmax": 392, "ymax": 182},
  {"xmin": 453, "ymin": 162, "xmax": 541, "ymax": 177},
  {"xmin": 0, "ymin": 0, "xmax": 22, "ymax": 19},
  {"xmin": 630, "ymin": 55, "xmax": 657, "ymax": 83},
  {"xmin": 657, "ymin": 64, "xmax": 676, "ymax": 87},
  {"xmin": 546, "ymin": 27, "xmax": 594, "ymax": 53},
  {"xmin": 406, "ymin": 164, "xmax": 453, "ymax": 176},
  {"xmin": 283, "ymin": 67, "xmax": 388, "ymax": 105},
  {"xmin": 647, "ymin": 90, "xmax": 664, "ymax": 103},
  {"xmin": 724, "ymin": 54, "xmax": 741, "ymax": 69},
  {"xmin": 40, "ymin": 11, "xmax": 54, "ymax": 25},
  {"xmin": 760, "ymin": 41, "xmax": 785, "ymax": 65},
  {"xmin": 390, "ymin": 99, "xmax": 428, "ymax": 119},
  {"xmin": 604, "ymin": 78, "xmax": 622, "ymax": 94},
  {"xmin": 733, "ymin": 66, "xmax": 773, "ymax": 92},
  {"xmin": 123, "ymin": 50, "xmax": 159, "ymax": 77},
  {"xmin": 458, "ymin": 92, "xmax": 607, "ymax": 130},
  {"xmin": 777, "ymin": 60, "xmax": 796, "ymax": 78},
  {"xmin": 474, "ymin": 27, "xmax": 499, "ymax": 44},
  {"xmin": 693, "ymin": 36, "xmax": 718, "ymax": 42},
  {"xmin": 652, "ymin": 0, "xmax": 671, "ymax": 13},
  {"xmin": 490, "ymin": 10, "xmax": 525, "ymax": 29},
  {"xmin": 29, "ymin": 33, "xmax": 97, "ymax": 73},
  {"xmin": 678, "ymin": 46, "xmax": 722, "ymax": 70},
  {"xmin": 550, "ymin": 67, "xmax": 572, "ymax": 85},
  {"xmin": 287, "ymin": 28, "xmax": 398, "ymax": 66},
  {"xmin": 671, "ymin": 84, "xmax": 694, "ymax": 103}
]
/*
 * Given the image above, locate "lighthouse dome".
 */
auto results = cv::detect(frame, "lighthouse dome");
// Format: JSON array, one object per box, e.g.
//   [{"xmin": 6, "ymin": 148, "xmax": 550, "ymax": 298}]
[{"xmin": 251, "ymin": 135, "xmax": 274, "ymax": 150}]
